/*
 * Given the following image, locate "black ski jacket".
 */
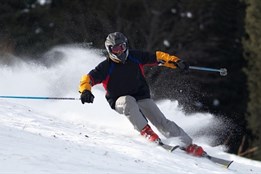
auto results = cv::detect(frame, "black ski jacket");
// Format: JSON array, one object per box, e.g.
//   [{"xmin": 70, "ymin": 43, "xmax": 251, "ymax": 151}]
[{"xmin": 88, "ymin": 49, "xmax": 158, "ymax": 109}]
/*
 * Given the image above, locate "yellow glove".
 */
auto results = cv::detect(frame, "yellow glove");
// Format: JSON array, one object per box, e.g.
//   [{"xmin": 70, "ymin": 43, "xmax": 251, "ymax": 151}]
[
  {"xmin": 156, "ymin": 51, "xmax": 180, "ymax": 69},
  {"xmin": 79, "ymin": 74, "xmax": 92, "ymax": 93}
]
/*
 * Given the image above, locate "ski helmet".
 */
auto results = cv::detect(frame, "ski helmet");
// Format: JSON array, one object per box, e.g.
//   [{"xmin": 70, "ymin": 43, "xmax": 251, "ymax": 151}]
[{"xmin": 105, "ymin": 32, "xmax": 129, "ymax": 63}]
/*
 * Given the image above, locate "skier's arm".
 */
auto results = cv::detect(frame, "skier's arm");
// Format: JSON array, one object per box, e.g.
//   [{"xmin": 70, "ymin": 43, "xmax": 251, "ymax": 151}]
[
  {"xmin": 79, "ymin": 60, "xmax": 109, "ymax": 92},
  {"xmin": 79, "ymin": 60, "xmax": 109, "ymax": 104},
  {"xmin": 79, "ymin": 74, "xmax": 94, "ymax": 104},
  {"xmin": 132, "ymin": 50, "xmax": 176, "ymax": 66},
  {"xmin": 139, "ymin": 50, "xmax": 188, "ymax": 70}
]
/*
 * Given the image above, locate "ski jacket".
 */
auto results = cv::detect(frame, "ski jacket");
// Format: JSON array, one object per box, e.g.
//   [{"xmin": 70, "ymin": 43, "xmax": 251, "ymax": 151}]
[
  {"xmin": 88, "ymin": 50, "xmax": 158, "ymax": 109},
  {"xmin": 79, "ymin": 49, "xmax": 180, "ymax": 109}
]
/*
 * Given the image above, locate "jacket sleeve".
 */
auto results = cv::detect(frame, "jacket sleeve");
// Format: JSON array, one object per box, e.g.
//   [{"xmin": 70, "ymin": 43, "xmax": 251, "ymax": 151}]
[
  {"xmin": 131, "ymin": 50, "xmax": 180, "ymax": 69},
  {"xmin": 130, "ymin": 50, "xmax": 158, "ymax": 65},
  {"xmin": 79, "ymin": 74, "xmax": 92, "ymax": 93},
  {"xmin": 79, "ymin": 60, "xmax": 110, "ymax": 93},
  {"xmin": 156, "ymin": 51, "xmax": 180, "ymax": 69}
]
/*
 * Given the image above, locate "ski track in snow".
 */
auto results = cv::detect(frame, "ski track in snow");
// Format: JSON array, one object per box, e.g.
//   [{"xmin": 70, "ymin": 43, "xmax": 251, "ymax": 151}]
[{"xmin": 0, "ymin": 46, "xmax": 261, "ymax": 174}]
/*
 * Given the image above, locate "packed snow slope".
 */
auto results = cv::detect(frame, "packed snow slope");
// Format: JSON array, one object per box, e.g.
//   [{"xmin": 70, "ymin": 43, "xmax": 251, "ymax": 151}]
[{"xmin": 0, "ymin": 46, "xmax": 261, "ymax": 174}]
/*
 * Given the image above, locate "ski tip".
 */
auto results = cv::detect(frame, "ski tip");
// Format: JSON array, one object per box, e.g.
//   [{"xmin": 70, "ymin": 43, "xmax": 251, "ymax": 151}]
[{"xmin": 226, "ymin": 160, "xmax": 234, "ymax": 169}]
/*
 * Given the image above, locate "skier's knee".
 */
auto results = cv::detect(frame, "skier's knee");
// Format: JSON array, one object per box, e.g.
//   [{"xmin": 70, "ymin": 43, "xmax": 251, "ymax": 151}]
[{"xmin": 115, "ymin": 95, "xmax": 137, "ymax": 115}]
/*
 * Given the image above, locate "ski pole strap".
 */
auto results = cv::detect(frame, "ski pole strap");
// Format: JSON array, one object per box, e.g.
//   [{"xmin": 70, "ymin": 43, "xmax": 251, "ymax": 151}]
[
  {"xmin": 0, "ymin": 95, "xmax": 80, "ymax": 100},
  {"xmin": 189, "ymin": 66, "xmax": 227, "ymax": 76}
]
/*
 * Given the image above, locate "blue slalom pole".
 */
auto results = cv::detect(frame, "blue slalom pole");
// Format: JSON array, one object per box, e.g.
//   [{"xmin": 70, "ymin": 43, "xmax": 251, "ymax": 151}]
[
  {"xmin": 0, "ymin": 95, "xmax": 80, "ymax": 100},
  {"xmin": 189, "ymin": 66, "xmax": 227, "ymax": 76}
]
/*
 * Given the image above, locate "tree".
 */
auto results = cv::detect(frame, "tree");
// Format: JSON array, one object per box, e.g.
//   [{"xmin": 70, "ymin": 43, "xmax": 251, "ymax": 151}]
[{"xmin": 243, "ymin": 0, "xmax": 261, "ymax": 160}]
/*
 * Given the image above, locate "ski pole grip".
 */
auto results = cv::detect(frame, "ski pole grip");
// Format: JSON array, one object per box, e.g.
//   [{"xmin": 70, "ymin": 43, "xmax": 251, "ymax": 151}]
[{"xmin": 219, "ymin": 68, "xmax": 228, "ymax": 76}]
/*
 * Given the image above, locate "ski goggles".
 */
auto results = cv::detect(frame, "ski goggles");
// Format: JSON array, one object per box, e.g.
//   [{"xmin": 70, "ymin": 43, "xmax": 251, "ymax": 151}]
[{"xmin": 110, "ymin": 43, "xmax": 127, "ymax": 55}]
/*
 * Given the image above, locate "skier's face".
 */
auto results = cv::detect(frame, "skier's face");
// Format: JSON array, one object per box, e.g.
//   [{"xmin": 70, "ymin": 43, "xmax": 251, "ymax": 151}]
[{"xmin": 110, "ymin": 43, "xmax": 127, "ymax": 56}]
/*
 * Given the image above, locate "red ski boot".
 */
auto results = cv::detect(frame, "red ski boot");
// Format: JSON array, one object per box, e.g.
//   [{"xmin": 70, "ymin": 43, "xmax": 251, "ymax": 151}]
[
  {"xmin": 185, "ymin": 144, "xmax": 205, "ymax": 156},
  {"xmin": 140, "ymin": 125, "xmax": 160, "ymax": 142}
]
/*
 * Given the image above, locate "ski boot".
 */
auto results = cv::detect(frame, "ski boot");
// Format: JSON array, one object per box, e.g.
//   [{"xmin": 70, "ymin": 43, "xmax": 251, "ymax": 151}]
[
  {"xmin": 140, "ymin": 124, "xmax": 160, "ymax": 142},
  {"xmin": 185, "ymin": 144, "xmax": 205, "ymax": 157}
]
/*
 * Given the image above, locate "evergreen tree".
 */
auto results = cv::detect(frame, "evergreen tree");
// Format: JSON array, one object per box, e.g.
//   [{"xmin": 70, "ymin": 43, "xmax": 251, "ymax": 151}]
[
  {"xmin": 0, "ymin": 0, "xmax": 54, "ymax": 57},
  {"xmin": 243, "ymin": 0, "xmax": 261, "ymax": 160}
]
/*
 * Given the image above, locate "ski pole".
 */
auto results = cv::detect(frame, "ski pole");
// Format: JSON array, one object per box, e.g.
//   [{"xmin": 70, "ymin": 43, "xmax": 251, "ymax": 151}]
[
  {"xmin": 0, "ymin": 95, "xmax": 80, "ymax": 100},
  {"xmin": 189, "ymin": 66, "xmax": 228, "ymax": 76}
]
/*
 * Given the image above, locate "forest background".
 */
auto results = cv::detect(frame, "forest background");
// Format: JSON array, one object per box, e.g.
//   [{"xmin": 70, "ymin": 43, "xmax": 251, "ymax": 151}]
[{"xmin": 0, "ymin": 0, "xmax": 260, "ymax": 161}]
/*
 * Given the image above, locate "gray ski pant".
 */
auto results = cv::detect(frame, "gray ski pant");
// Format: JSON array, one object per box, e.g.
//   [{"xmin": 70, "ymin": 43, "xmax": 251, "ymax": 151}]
[{"xmin": 115, "ymin": 95, "xmax": 192, "ymax": 146}]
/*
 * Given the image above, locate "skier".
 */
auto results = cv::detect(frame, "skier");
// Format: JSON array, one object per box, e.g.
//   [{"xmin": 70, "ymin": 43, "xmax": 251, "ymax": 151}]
[{"xmin": 79, "ymin": 32, "xmax": 204, "ymax": 156}]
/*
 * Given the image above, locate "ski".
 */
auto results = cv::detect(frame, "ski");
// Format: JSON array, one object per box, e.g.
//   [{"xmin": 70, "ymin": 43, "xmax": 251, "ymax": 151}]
[
  {"xmin": 202, "ymin": 153, "xmax": 233, "ymax": 168},
  {"xmin": 157, "ymin": 140, "xmax": 180, "ymax": 152},
  {"xmin": 156, "ymin": 140, "xmax": 233, "ymax": 168}
]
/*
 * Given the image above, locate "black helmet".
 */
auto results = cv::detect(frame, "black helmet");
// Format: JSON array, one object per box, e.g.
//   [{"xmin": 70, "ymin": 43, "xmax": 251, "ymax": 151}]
[{"xmin": 105, "ymin": 32, "xmax": 129, "ymax": 63}]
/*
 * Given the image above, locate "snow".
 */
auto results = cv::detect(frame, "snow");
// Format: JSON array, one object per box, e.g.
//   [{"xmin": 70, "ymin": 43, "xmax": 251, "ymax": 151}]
[{"xmin": 0, "ymin": 46, "xmax": 261, "ymax": 173}]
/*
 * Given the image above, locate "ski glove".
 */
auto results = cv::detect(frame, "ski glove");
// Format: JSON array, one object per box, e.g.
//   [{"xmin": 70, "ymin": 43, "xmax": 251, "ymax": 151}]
[
  {"xmin": 176, "ymin": 60, "xmax": 189, "ymax": 71},
  {"xmin": 80, "ymin": 90, "xmax": 94, "ymax": 104}
]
